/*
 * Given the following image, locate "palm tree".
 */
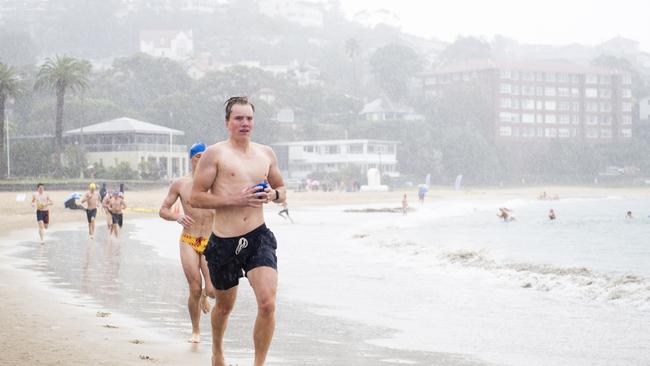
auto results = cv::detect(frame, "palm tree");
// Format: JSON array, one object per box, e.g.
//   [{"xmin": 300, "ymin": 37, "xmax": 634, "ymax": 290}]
[
  {"xmin": 34, "ymin": 55, "xmax": 91, "ymax": 176},
  {"xmin": 0, "ymin": 63, "xmax": 21, "ymax": 178}
]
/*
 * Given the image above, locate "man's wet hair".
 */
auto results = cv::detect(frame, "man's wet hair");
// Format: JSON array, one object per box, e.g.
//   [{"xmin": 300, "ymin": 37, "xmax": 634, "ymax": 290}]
[
  {"xmin": 224, "ymin": 96, "xmax": 255, "ymax": 120},
  {"xmin": 36, "ymin": 183, "xmax": 44, "ymax": 189}
]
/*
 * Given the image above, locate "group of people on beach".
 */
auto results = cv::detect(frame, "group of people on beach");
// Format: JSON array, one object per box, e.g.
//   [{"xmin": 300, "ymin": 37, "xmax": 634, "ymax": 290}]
[
  {"xmin": 32, "ymin": 182, "xmax": 128, "ymax": 243},
  {"xmin": 156, "ymin": 97, "xmax": 285, "ymax": 366},
  {"xmin": 496, "ymin": 206, "xmax": 636, "ymax": 222},
  {"xmin": 32, "ymin": 97, "xmax": 285, "ymax": 365}
]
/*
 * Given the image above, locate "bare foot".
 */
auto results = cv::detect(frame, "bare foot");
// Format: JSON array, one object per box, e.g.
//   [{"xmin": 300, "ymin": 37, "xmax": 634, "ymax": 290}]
[
  {"xmin": 212, "ymin": 354, "xmax": 226, "ymax": 366},
  {"xmin": 200, "ymin": 292, "xmax": 212, "ymax": 314},
  {"xmin": 189, "ymin": 332, "xmax": 200, "ymax": 343}
]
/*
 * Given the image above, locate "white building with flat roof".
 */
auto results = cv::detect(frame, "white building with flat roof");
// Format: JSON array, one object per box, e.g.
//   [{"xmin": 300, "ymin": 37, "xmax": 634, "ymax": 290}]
[
  {"xmin": 272, "ymin": 139, "xmax": 399, "ymax": 179},
  {"xmin": 64, "ymin": 117, "xmax": 187, "ymax": 178}
]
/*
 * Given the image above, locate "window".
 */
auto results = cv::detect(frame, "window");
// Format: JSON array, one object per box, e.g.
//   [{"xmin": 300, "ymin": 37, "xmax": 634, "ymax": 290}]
[
  {"xmin": 585, "ymin": 102, "xmax": 598, "ymax": 112},
  {"xmin": 349, "ymin": 143, "xmax": 363, "ymax": 154},
  {"xmin": 571, "ymin": 114, "xmax": 580, "ymax": 125},
  {"xmin": 499, "ymin": 112, "xmax": 520, "ymax": 122},
  {"xmin": 599, "ymin": 102, "xmax": 612, "ymax": 112},
  {"xmin": 500, "ymin": 83, "xmax": 512, "ymax": 94},
  {"xmin": 522, "ymin": 99, "xmax": 535, "ymax": 110},
  {"xmin": 536, "ymin": 86, "xmax": 544, "ymax": 96},
  {"xmin": 545, "ymin": 72, "xmax": 556, "ymax": 82},
  {"xmin": 559, "ymin": 101, "xmax": 571, "ymax": 111},
  {"xmin": 500, "ymin": 69, "xmax": 511, "ymax": 79},
  {"xmin": 571, "ymin": 74, "xmax": 581, "ymax": 84},
  {"xmin": 570, "ymin": 88, "xmax": 580, "ymax": 97},
  {"xmin": 600, "ymin": 129, "xmax": 612, "ymax": 138},
  {"xmin": 522, "ymin": 113, "xmax": 535, "ymax": 123},
  {"xmin": 544, "ymin": 101, "xmax": 556, "ymax": 110},
  {"xmin": 500, "ymin": 98, "xmax": 512, "ymax": 108},
  {"xmin": 621, "ymin": 115, "xmax": 632, "ymax": 125},
  {"xmin": 522, "ymin": 71, "xmax": 534, "ymax": 81},
  {"xmin": 620, "ymin": 129, "xmax": 632, "ymax": 138},
  {"xmin": 621, "ymin": 89, "xmax": 632, "ymax": 98},
  {"xmin": 522, "ymin": 86, "xmax": 535, "ymax": 96},
  {"xmin": 499, "ymin": 126, "xmax": 512, "ymax": 136},
  {"xmin": 599, "ymin": 89, "xmax": 612, "ymax": 98},
  {"xmin": 586, "ymin": 74, "xmax": 598, "ymax": 84},
  {"xmin": 545, "ymin": 114, "xmax": 557, "ymax": 124},
  {"xmin": 536, "ymin": 100, "xmax": 543, "ymax": 110},
  {"xmin": 544, "ymin": 87, "xmax": 556, "ymax": 97},
  {"xmin": 622, "ymin": 102, "xmax": 632, "ymax": 112},
  {"xmin": 599, "ymin": 75, "xmax": 611, "ymax": 84},
  {"xmin": 303, "ymin": 145, "xmax": 314, "ymax": 153},
  {"xmin": 558, "ymin": 114, "xmax": 570, "ymax": 124},
  {"xmin": 585, "ymin": 88, "xmax": 598, "ymax": 98},
  {"xmin": 558, "ymin": 73, "xmax": 569, "ymax": 83},
  {"xmin": 585, "ymin": 115, "xmax": 598, "ymax": 125},
  {"xmin": 558, "ymin": 128, "xmax": 570, "ymax": 138},
  {"xmin": 545, "ymin": 128, "xmax": 557, "ymax": 138},
  {"xmin": 558, "ymin": 87, "xmax": 570, "ymax": 97},
  {"xmin": 325, "ymin": 145, "xmax": 340, "ymax": 154}
]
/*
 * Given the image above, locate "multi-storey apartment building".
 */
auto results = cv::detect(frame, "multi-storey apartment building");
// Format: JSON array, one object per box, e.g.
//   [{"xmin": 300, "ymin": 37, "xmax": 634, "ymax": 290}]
[{"xmin": 422, "ymin": 59, "xmax": 634, "ymax": 144}]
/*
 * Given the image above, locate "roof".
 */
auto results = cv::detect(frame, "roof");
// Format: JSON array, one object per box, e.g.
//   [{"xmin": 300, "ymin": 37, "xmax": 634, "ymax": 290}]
[
  {"xmin": 359, "ymin": 98, "xmax": 416, "ymax": 115},
  {"xmin": 65, "ymin": 117, "xmax": 184, "ymax": 136},
  {"xmin": 426, "ymin": 59, "xmax": 624, "ymax": 76},
  {"xmin": 272, "ymin": 139, "xmax": 399, "ymax": 146}
]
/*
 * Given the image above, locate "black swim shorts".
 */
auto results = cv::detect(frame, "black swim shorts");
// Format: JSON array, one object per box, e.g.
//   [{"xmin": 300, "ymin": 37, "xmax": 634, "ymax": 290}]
[
  {"xmin": 111, "ymin": 212, "xmax": 123, "ymax": 227},
  {"xmin": 203, "ymin": 223, "xmax": 277, "ymax": 291},
  {"xmin": 86, "ymin": 208, "xmax": 97, "ymax": 223},
  {"xmin": 36, "ymin": 210, "xmax": 49, "ymax": 224}
]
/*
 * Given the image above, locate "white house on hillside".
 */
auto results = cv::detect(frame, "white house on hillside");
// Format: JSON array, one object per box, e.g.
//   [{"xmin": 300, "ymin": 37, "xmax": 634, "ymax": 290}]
[
  {"xmin": 359, "ymin": 98, "xmax": 424, "ymax": 122},
  {"xmin": 139, "ymin": 30, "xmax": 194, "ymax": 60},
  {"xmin": 272, "ymin": 139, "xmax": 399, "ymax": 179}
]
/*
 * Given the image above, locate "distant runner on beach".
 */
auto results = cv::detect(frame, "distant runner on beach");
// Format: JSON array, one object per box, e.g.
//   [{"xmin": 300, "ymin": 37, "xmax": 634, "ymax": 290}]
[
  {"xmin": 402, "ymin": 193, "xmax": 408, "ymax": 216},
  {"xmin": 159, "ymin": 142, "xmax": 216, "ymax": 343},
  {"xmin": 190, "ymin": 96, "xmax": 286, "ymax": 366},
  {"xmin": 81, "ymin": 183, "xmax": 100, "ymax": 239},
  {"xmin": 107, "ymin": 191, "xmax": 126, "ymax": 238},
  {"xmin": 277, "ymin": 201, "xmax": 293, "ymax": 223},
  {"xmin": 31, "ymin": 183, "xmax": 53, "ymax": 243}
]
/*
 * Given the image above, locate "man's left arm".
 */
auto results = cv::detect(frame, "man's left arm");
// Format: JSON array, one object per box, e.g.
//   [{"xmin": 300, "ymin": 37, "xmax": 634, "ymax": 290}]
[{"xmin": 265, "ymin": 147, "xmax": 286, "ymax": 204}]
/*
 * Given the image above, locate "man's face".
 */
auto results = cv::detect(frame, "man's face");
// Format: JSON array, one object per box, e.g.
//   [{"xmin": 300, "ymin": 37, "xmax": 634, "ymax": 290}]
[
  {"xmin": 37, "ymin": 185, "xmax": 44, "ymax": 193},
  {"xmin": 226, "ymin": 104, "xmax": 254, "ymax": 139},
  {"xmin": 191, "ymin": 152, "xmax": 202, "ymax": 168}
]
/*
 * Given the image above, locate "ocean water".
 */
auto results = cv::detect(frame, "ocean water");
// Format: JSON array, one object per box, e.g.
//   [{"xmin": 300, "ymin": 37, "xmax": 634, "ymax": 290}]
[{"xmin": 16, "ymin": 195, "xmax": 650, "ymax": 365}]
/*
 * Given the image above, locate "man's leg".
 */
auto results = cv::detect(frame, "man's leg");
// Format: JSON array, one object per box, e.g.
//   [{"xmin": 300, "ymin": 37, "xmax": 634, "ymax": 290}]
[
  {"xmin": 90, "ymin": 217, "xmax": 96, "ymax": 238},
  {"xmin": 37, "ymin": 220, "xmax": 45, "ymax": 243},
  {"xmin": 200, "ymin": 255, "xmax": 215, "ymax": 313},
  {"xmin": 180, "ymin": 243, "xmax": 205, "ymax": 343},
  {"xmin": 211, "ymin": 287, "xmax": 237, "ymax": 366},
  {"xmin": 247, "ymin": 267, "xmax": 278, "ymax": 366}
]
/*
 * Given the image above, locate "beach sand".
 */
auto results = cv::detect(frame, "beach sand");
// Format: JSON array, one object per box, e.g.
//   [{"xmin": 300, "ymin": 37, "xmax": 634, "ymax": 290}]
[{"xmin": 1, "ymin": 185, "xmax": 648, "ymax": 365}]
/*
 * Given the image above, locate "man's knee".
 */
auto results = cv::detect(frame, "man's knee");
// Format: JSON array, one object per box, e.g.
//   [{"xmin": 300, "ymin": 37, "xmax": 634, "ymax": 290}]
[
  {"xmin": 214, "ymin": 298, "xmax": 235, "ymax": 316},
  {"xmin": 189, "ymin": 283, "xmax": 202, "ymax": 299},
  {"xmin": 257, "ymin": 297, "xmax": 276, "ymax": 317}
]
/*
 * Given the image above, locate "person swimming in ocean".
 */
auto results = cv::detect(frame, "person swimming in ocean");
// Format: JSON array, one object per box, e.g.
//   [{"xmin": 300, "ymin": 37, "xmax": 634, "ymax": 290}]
[
  {"xmin": 497, "ymin": 207, "xmax": 515, "ymax": 222},
  {"xmin": 626, "ymin": 211, "xmax": 633, "ymax": 219},
  {"xmin": 548, "ymin": 209, "xmax": 556, "ymax": 220}
]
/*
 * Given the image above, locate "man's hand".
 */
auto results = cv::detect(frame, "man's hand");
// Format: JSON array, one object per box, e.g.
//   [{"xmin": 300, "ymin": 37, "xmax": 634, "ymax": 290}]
[
  {"xmin": 236, "ymin": 186, "xmax": 270, "ymax": 207},
  {"xmin": 176, "ymin": 214, "xmax": 195, "ymax": 229}
]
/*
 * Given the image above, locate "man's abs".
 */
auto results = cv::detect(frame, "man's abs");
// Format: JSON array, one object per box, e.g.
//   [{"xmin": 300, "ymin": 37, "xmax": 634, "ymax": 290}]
[{"xmin": 213, "ymin": 207, "xmax": 265, "ymax": 237}]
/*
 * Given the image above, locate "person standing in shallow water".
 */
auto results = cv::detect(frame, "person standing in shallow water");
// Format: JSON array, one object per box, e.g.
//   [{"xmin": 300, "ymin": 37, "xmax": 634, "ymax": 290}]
[
  {"xmin": 402, "ymin": 193, "xmax": 408, "ymax": 216},
  {"xmin": 31, "ymin": 183, "xmax": 53, "ymax": 243},
  {"xmin": 189, "ymin": 96, "xmax": 286, "ymax": 366},
  {"xmin": 548, "ymin": 209, "xmax": 556, "ymax": 220},
  {"xmin": 159, "ymin": 142, "xmax": 216, "ymax": 344}
]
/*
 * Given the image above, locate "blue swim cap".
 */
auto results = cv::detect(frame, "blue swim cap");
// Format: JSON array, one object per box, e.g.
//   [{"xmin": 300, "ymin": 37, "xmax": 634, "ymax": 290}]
[{"xmin": 189, "ymin": 142, "xmax": 206, "ymax": 159}]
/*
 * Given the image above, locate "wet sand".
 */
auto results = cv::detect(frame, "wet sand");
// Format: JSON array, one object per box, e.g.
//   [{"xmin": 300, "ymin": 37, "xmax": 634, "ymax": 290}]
[{"xmin": 1, "ymin": 186, "xmax": 648, "ymax": 365}]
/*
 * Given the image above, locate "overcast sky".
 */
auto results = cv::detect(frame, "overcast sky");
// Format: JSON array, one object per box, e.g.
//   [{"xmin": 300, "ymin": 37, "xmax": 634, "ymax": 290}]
[{"xmin": 341, "ymin": 0, "xmax": 650, "ymax": 52}]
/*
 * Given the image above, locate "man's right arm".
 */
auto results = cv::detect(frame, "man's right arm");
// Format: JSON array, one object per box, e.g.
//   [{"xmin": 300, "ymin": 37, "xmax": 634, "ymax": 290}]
[
  {"xmin": 189, "ymin": 147, "xmax": 232, "ymax": 209},
  {"xmin": 159, "ymin": 181, "xmax": 181, "ymax": 221}
]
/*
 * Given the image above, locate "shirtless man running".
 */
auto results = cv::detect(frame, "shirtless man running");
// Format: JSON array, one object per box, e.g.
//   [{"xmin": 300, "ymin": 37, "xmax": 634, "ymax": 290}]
[
  {"xmin": 190, "ymin": 96, "xmax": 286, "ymax": 366},
  {"xmin": 159, "ymin": 142, "xmax": 216, "ymax": 343},
  {"xmin": 81, "ymin": 182, "xmax": 101, "ymax": 239},
  {"xmin": 31, "ymin": 183, "xmax": 53, "ymax": 243},
  {"xmin": 108, "ymin": 191, "xmax": 126, "ymax": 238}
]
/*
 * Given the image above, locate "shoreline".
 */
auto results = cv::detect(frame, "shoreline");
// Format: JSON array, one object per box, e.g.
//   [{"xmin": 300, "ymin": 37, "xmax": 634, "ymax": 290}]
[{"xmin": 1, "ymin": 186, "xmax": 648, "ymax": 365}]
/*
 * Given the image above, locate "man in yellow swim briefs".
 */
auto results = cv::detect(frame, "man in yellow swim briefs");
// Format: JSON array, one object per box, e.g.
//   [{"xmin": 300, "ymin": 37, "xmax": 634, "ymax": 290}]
[{"xmin": 159, "ymin": 142, "xmax": 216, "ymax": 343}]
